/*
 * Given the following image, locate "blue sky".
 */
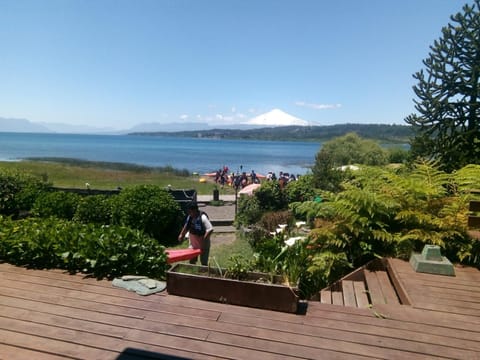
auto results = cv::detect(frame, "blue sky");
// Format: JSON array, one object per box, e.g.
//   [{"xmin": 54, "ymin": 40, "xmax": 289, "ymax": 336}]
[{"xmin": 0, "ymin": 0, "xmax": 466, "ymax": 130}]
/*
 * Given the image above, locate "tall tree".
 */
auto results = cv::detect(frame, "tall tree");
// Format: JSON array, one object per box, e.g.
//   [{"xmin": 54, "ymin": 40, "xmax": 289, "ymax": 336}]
[{"xmin": 405, "ymin": 0, "xmax": 480, "ymax": 171}]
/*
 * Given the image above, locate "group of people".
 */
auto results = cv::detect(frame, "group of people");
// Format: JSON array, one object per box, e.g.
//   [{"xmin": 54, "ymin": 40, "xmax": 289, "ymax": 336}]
[
  {"xmin": 266, "ymin": 171, "xmax": 299, "ymax": 189},
  {"xmin": 213, "ymin": 166, "xmax": 260, "ymax": 189},
  {"xmin": 212, "ymin": 165, "xmax": 301, "ymax": 190},
  {"xmin": 265, "ymin": 171, "xmax": 298, "ymax": 182}
]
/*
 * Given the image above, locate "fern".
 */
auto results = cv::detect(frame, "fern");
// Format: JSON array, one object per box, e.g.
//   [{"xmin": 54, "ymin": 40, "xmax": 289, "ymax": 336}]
[{"xmin": 452, "ymin": 165, "xmax": 480, "ymax": 194}]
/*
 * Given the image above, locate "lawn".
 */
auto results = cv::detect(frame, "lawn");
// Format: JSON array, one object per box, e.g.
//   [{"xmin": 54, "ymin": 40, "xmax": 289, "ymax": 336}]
[{"xmin": 0, "ymin": 158, "xmax": 235, "ymax": 196}]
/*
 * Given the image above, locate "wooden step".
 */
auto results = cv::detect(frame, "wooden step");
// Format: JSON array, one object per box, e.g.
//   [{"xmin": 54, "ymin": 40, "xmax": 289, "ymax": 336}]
[
  {"xmin": 364, "ymin": 269, "xmax": 400, "ymax": 305},
  {"xmin": 319, "ymin": 280, "xmax": 370, "ymax": 308},
  {"xmin": 342, "ymin": 280, "xmax": 370, "ymax": 308}
]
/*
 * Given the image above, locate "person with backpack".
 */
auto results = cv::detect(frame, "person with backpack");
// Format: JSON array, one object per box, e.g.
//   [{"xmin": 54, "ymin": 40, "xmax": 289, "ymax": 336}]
[{"xmin": 177, "ymin": 202, "xmax": 213, "ymax": 266}]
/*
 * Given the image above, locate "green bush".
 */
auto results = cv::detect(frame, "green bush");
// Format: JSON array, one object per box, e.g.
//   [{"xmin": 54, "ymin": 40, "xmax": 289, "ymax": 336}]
[
  {"xmin": 111, "ymin": 185, "xmax": 183, "ymax": 244},
  {"xmin": 0, "ymin": 216, "xmax": 168, "ymax": 279},
  {"xmin": 235, "ymin": 195, "xmax": 263, "ymax": 227},
  {"xmin": 74, "ymin": 195, "xmax": 113, "ymax": 224},
  {"xmin": 254, "ymin": 181, "xmax": 288, "ymax": 211},
  {"xmin": 387, "ymin": 147, "xmax": 409, "ymax": 164},
  {"xmin": 32, "ymin": 191, "xmax": 81, "ymax": 220},
  {"xmin": 284, "ymin": 174, "xmax": 316, "ymax": 203},
  {"xmin": 0, "ymin": 169, "xmax": 50, "ymax": 217}
]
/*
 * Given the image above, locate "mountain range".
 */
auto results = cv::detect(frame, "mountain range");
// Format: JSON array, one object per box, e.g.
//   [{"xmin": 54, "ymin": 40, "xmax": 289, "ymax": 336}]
[{"xmin": 0, "ymin": 109, "xmax": 313, "ymax": 135}]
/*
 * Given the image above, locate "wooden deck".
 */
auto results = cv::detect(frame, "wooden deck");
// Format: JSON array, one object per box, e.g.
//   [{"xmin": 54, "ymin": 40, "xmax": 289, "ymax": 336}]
[{"xmin": 1, "ymin": 259, "xmax": 480, "ymax": 359}]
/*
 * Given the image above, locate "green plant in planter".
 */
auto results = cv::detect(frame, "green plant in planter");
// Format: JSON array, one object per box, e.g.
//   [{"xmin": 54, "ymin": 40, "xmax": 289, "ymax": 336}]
[{"xmin": 224, "ymin": 255, "xmax": 254, "ymax": 280}]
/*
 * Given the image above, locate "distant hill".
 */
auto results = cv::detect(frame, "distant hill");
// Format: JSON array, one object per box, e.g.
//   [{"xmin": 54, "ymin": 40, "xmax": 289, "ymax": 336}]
[
  {"xmin": 0, "ymin": 117, "xmax": 51, "ymax": 133},
  {"xmin": 130, "ymin": 123, "xmax": 413, "ymax": 143},
  {"xmin": 0, "ymin": 115, "xmax": 413, "ymax": 144},
  {"xmin": 0, "ymin": 117, "xmax": 118, "ymax": 134}
]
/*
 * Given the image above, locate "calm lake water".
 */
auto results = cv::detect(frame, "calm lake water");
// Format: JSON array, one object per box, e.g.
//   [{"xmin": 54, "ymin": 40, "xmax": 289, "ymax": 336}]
[{"xmin": 0, "ymin": 132, "xmax": 321, "ymax": 176}]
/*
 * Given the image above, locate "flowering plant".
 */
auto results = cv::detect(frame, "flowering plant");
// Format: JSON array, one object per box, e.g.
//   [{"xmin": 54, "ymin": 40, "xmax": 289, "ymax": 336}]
[{"xmin": 261, "ymin": 223, "xmax": 310, "ymax": 287}]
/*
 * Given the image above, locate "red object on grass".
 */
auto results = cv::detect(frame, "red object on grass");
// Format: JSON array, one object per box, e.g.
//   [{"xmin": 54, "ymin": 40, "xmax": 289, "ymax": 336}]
[{"xmin": 166, "ymin": 249, "xmax": 201, "ymax": 264}]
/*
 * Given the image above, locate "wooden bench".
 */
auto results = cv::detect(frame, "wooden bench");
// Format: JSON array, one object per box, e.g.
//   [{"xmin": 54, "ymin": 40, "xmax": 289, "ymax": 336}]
[{"xmin": 467, "ymin": 200, "xmax": 480, "ymax": 240}]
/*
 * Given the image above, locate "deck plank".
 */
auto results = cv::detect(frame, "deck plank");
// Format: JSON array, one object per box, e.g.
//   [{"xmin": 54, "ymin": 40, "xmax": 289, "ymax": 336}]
[
  {"xmin": 320, "ymin": 289, "xmax": 332, "ymax": 304},
  {"xmin": 2, "ymin": 260, "xmax": 480, "ymax": 359},
  {"xmin": 353, "ymin": 280, "xmax": 370, "ymax": 308},
  {"xmin": 342, "ymin": 280, "xmax": 357, "ymax": 307},
  {"xmin": 375, "ymin": 270, "xmax": 400, "ymax": 304},
  {"xmin": 363, "ymin": 270, "xmax": 385, "ymax": 305},
  {"xmin": 331, "ymin": 291, "xmax": 344, "ymax": 305}
]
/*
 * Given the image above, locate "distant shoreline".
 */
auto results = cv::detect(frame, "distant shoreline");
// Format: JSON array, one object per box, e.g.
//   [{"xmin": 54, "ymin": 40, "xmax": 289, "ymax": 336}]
[
  {"xmin": 128, "ymin": 123, "xmax": 412, "ymax": 144},
  {"xmin": 0, "ymin": 123, "xmax": 412, "ymax": 144}
]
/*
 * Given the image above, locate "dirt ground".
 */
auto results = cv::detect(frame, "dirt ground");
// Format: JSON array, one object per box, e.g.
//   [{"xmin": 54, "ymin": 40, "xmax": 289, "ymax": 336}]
[
  {"xmin": 199, "ymin": 202, "xmax": 236, "ymax": 220},
  {"xmin": 197, "ymin": 199, "xmax": 237, "ymax": 247}
]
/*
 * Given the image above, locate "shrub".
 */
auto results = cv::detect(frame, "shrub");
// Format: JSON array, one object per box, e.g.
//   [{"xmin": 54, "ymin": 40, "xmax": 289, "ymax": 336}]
[
  {"xmin": 284, "ymin": 174, "xmax": 316, "ymax": 203},
  {"xmin": 0, "ymin": 216, "xmax": 168, "ymax": 279},
  {"xmin": 258, "ymin": 210, "xmax": 294, "ymax": 232},
  {"xmin": 32, "ymin": 191, "xmax": 81, "ymax": 220},
  {"xmin": 111, "ymin": 185, "xmax": 183, "ymax": 244},
  {"xmin": 0, "ymin": 169, "xmax": 50, "ymax": 217},
  {"xmin": 235, "ymin": 195, "xmax": 263, "ymax": 227},
  {"xmin": 387, "ymin": 147, "xmax": 409, "ymax": 164},
  {"xmin": 254, "ymin": 181, "xmax": 288, "ymax": 211},
  {"xmin": 74, "ymin": 195, "xmax": 113, "ymax": 224}
]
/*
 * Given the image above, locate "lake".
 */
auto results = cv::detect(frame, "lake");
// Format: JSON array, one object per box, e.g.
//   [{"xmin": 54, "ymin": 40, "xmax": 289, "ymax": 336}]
[{"xmin": 0, "ymin": 132, "xmax": 321, "ymax": 176}]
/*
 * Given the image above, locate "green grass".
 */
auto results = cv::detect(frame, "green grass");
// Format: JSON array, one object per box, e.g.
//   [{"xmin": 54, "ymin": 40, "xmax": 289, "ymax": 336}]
[
  {"xmin": 0, "ymin": 158, "xmax": 235, "ymax": 196},
  {"xmin": 169, "ymin": 235, "xmax": 254, "ymax": 269},
  {"xmin": 209, "ymin": 236, "xmax": 254, "ymax": 268}
]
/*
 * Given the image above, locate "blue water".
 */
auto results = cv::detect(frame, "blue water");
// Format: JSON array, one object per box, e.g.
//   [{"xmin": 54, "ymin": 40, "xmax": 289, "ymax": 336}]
[{"xmin": 0, "ymin": 132, "xmax": 321, "ymax": 176}]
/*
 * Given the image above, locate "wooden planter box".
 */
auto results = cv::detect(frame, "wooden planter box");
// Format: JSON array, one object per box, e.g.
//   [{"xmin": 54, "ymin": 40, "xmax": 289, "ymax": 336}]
[{"xmin": 166, "ymin": 263, "xmax": 299, "ymax": 313}]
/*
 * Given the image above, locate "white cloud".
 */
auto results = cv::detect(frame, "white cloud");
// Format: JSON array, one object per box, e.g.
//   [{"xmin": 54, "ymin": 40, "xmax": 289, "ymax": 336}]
[
  {"xmin": 295, "ymin": 101, "xmax": 342, "ymax": 110},
  {"xmin": 209, "ymin": 113, "xmax": 237, "ymax": 125},
  {"xmin": 231, "ymin": 107, "xmax": 236, "ymax": 113},
  {"xmin": 179, "ymin": 114, "xmax": 189, "ymax": 120}
]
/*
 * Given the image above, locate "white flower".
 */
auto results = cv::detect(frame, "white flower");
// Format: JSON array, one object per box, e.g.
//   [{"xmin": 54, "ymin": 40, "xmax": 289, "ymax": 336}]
[
  {"xmin": 295, "ymin": 221, "xmax": 306, "ymax": 228},
  {"xmin": 85, "ymin": 182, "xmax": 90, "ymax": 188},
  {"xmin": 284, "ymin": 236, "xmax": 304, "ymax": 247},
  {"xmin": 276, "ymin": 227, "xmax": 285, "ymax": 234},
  {"xmin": 269, "ymin": 231, "xmax": 277, "ymax": 236},
  {"xmin": 278, "ymin": 224, "xmax": 288, "ymax": 229}
]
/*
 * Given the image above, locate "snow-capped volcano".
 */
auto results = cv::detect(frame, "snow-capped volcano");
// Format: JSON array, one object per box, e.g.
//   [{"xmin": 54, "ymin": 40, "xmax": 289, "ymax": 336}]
[{"xmin": 243, "ymin": 109, "xmax": 309, "ymax": 126}]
